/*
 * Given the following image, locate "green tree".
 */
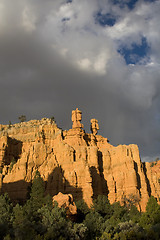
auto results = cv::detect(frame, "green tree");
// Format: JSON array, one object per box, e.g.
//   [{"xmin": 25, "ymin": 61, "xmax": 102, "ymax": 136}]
[
  {"xmin": 92, "ymin": 195, "xmax": 113, "ymax": 219},
  {"xmin": 38, "ymin": 202, "xmax": 71, "ymax": 239},
  {"xmin": 122, "ymin": 194, "xmax": 140, "ymax": 210},
  {"xmin": 73, "ymin": 223, "xmax": 88, "ymax": 239},
  {"xmin": 117, "ymin": 220, "xmax": 145, "ymax": 240},
  {"xmin": 111, "ymin": 202, "xmax": 128, "ymax": 221},
  {"xmin": 9, "ymin": 157, "xmax": 17, "ymax": 173},
  {"xmin": 28, "ymin": 170, "xmax": 45, "ymax": 210},
  {"xmin": 146, "ymin": 196, "xmax": 160, "ymax": 216},
  {"xmin": 8, "ymin": 121, "xmax": 12, "ymax": 128},
  {"xmin": 128, "ymin": 204, "xmax": 141, "ymax": 223},
  {"xmin": 0, "ymin": 193, "xmax": 13, "ymax": 239},
  {"xmin": 139, "ymin": 196, "xmax": 160, "ymax": 230},
  {"xmin": 23, "ymin": 170, "xmax": 46, "ymax": 234},
  {"xmin": 11, "ymin": 171, "xmax": 54, "ymax": 239},
  {"xmin": 75, "ymin": 199, "xmax": 90, "ymax": 222},
  {"xmin": 18, "ymin": 115, "xmax": 26, "ymax": 123},
  {"xmin": 3, "ymin": 234, "xmax": 12, "ymax": 240},
  {"xmin": 12, "ymin": 203, "xmax": 37, "ymax": 240},
  {"xmin": 102, "ymin": 217, "xmax": 119, "ymax": 239},
  {"xmin": 50, "ymin": 116, "xmax": 55, "ymax": 123},
  {"xmin": 83, "ymin": 211, "xmax": 104, "ymax": 239}
]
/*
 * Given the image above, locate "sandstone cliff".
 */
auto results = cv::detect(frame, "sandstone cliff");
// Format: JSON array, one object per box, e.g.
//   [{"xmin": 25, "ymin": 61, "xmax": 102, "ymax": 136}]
[{"xmin": 0, "ymin": 109, "xmax": 159, "ymax": 211}]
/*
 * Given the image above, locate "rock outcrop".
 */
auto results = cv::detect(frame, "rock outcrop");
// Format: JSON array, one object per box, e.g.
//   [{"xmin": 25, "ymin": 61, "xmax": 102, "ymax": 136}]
[
  {"xmin": 53, "ymin": 192, "xmax": 77, "ymax": 216},
  {"xmin": 0, "ymin": 109, "xmax": 159, "ymax": 211}
]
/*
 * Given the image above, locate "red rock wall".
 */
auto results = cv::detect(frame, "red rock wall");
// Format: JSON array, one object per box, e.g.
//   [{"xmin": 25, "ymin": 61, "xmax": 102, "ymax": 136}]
[{"xmin": 0, "ymin": 118, "xmax": 159, "ymax": 211}]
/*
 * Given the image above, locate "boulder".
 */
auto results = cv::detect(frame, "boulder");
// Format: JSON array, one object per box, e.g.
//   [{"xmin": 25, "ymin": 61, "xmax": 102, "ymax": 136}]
[{"xmin": 53, "ymin": 192, "xmax": 77, "ymax": 215}]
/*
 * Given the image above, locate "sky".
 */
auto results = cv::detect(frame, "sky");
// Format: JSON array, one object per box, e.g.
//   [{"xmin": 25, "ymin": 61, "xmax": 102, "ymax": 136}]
[{"xmin": 0, "ymin": 0, "xmax": 160, "ymax": 161}]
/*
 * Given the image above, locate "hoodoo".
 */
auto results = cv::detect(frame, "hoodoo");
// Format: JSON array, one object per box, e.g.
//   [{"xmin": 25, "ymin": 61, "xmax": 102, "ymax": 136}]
[{"xmin": 0, "ymin": 109, "xmax": 160, "ymax": 211}]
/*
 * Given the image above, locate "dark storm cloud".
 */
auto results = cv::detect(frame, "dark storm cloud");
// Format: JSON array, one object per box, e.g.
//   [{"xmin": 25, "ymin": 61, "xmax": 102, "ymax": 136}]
[{"xmin": 0, "ymin": 0, "xmax": 160, "ymax": 161}]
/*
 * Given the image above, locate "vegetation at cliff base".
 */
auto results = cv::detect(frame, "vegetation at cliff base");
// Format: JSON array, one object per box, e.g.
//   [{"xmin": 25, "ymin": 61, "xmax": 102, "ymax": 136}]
[{"xmin": 0, "ymin": 173, "xmax": 160, "ymax": 239}]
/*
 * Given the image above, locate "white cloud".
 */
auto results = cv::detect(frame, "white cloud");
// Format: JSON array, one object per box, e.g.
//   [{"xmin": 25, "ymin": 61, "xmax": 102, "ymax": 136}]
[
  {"xmin": 77, "ymin": 51, "xmax": 112, "ymax": 75},
  {"xmin": 58, "ymin": 2, "xmax": 74, "ymax": 20},
  {"xmin": 0, "ymin": 0, "xmax": 160, "ymax": 159},
  {"xmin": 0, "ymin": 1, "xmax": 5, "ymax": 31},
  {"xmin": 22, "ymin": 6, "xmax": 36, "ymax": 32},
  {"xmin": 127, "ymin": 68, "xmax": 156, "ymax": 109},
  {"xmin": 93, "ymin": 52, "xmax": 108, "ymax": 75},
  {"xmin": 78, "ymin": 58, "xmax": 92, "ymax": 71}
]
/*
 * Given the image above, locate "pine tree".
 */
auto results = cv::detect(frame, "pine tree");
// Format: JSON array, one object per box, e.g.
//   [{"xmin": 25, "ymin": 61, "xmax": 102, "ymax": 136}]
[
  {"xmin": 139, "ymin": 196, "xmax": 160, "ymax": 230},
  {"xmin": 0, "ymin": 193, "xmax": 13, "ymax": 239},
  {"xmin": 29, "ymin": 170, "xmax": 45, "ymax": 210}
]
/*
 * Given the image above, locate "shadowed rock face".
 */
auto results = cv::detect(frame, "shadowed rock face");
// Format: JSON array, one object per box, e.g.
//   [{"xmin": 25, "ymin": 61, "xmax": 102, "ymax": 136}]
[{"xmin": 0, "ymin": 111, "xmax": 160, "ymax": 211}]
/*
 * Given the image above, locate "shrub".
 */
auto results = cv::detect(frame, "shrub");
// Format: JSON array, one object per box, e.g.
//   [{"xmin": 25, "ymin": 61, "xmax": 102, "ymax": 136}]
[
  {"xmin": 18, "ymin": 115, "xmax": 26, "ymax": 123},
  {"xmin": 9, "ymin": 158, "xmax": 16, "ymax": 173}
]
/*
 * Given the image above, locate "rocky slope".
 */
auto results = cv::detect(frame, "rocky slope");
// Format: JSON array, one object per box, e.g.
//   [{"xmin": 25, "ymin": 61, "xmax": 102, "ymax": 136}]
[{"xmin": 0, "ymin": 109, "xmax": 159, "ymax": 211}]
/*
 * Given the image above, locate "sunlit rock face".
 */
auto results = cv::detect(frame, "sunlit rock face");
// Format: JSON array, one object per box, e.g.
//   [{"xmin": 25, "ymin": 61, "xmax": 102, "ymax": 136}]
[
  {"xmin": 0, "ymin": 109, "xmax": 159, "ymax": 211},
  {"xmin": 53, "ymin": 192, "xmax": 77, "ymax": 216}
]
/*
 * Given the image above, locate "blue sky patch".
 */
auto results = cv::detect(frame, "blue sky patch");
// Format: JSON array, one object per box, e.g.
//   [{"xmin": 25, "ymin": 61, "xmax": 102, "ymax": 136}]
[
  {"xmin": 62, "ymin": 17, "xmax": 70, "ymax": 22},
  {"xmin": 144, "ymin": 0, "xmax": 156, "ymax": 2},
  {"xmin": 118, "ymin": 37, "xmax": 150, "ymax": 64},
  {"xmin": 95, "ymin": 12, "xmax": 116, "ymax": 26},
  {"xmin": 113, "ymin": 0, "xmax": 138, "ymax": 10}
]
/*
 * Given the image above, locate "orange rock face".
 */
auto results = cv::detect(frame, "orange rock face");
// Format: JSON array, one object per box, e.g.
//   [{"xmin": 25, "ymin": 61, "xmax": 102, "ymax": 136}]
[
  {"xmin": 0, "ymin": 110, "xmax": 159, "ymax": 211},
  {"xmin": 53, "ymin": 192, "xmax": 77, "ymax": 215}
]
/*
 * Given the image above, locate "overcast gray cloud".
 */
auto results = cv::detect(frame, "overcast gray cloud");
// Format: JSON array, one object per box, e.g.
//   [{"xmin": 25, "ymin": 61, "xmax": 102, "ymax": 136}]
[{"xmin": 0, "ymin": 0, "xmax": 160, "ymax": 161}]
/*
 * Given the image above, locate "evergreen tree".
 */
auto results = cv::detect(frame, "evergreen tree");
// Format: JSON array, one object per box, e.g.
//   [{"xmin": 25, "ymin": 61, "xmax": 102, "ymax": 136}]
[
  {"xmin": 18, "ymin": 115, "xmax": 26, "ymax": 123},
  {"xmin": 139, "ymin": 196, "xmax": 160, "ymax": 230},
  {"xmin": 111, "ymin": 201, "xmax": 128, "ymax": 222},
  {"xmin": 12, "ymin": 204, "xmax": 37, "ymax": 240},
  {"xmin": 23, "ymin": 170, "xmax": 47, "ymax": 235},
  {"xmin": 92, "ymin": 195, "xmax": 113, "ymax": 219},
  {"xmin": 38, "ymin": 202, "xmax": 69, "ymax": 239},
  {"xmin": 128, "ymin": 204, "xmax": 141, "ymax": 223},
  {"xmin": 75, "ymin": 199, "xmax": 90, "ymax": 222},
  {"xmin": 0, "ymin": 193, "xmax": 13, "ymax": 239},
  {"xmin": 84, "ymin": 211, "xmax": 104, "ymax": 239},
  {"xmin": 28, "ymin": 170, "xmax": 45, "ymax": 210}
]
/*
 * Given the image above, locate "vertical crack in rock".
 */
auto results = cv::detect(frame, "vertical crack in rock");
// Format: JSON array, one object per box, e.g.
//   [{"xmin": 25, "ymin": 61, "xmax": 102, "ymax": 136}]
[
  {"xmin": 73, "ymin": 150, "xmax": 76, "ymax": 162},
  {"xmin": 74, "ymin": 171, "xmax": 78, "ymax": 188},
  {"xmin": 85, "ymin": 150, "xmax": 88, "ymax": 165},
  {"xmin": 133, "ymin": 161, "xmax": 142, "ymax": 196},
  {"xmin": 41, "ymin": 129, "xmax": 45, "ymax": 144},
  {"xmin": 127, "ymin": 149, "xmax": 129, "ymax": 156},
  {"xmin": 89, "ymin": 166, "xmax": 100, "ymax": 199},
  {"xmin": 113, "ymin": 177, "xmax": 117, "ymax": 194},
  {"xmin": 25, "ymin": 150, "xmax": 30, "ymax": 176},
  {"xmin": 54, "ymin": 155, "xmax": 60, "ymax": 168},
  {"xmin": 98, "ymin": 150, "xmax": 109, "ymax": 196},
  {"xmin": 98, "ymin": 151, "xmax": 103, "ymax": 175},
  {"xmin": 89, "ymin": 165, "xmax": 109, "ymax": 199},
  {"xmin": 142, "ymin": 162, "xmax": 151, "ymax": 197}
]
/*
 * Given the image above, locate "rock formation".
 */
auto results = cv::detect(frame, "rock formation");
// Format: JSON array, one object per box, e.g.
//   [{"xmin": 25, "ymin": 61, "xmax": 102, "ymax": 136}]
[
  {"xmin": 90, "ymin": 119, "xmax": 99, "ymax": 135},
  {"xmin": 0, "ymin": 109, "xmax": 160, "ymax": 211},
  {"xmin": 53, "ymin": 192, "xmax": 77, "ymax": 216}
]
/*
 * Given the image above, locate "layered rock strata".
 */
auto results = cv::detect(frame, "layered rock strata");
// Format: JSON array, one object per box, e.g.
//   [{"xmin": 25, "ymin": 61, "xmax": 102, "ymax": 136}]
[{"xmin": 0, "ymin": 109, "xmax": 159, "ymax": 211}]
